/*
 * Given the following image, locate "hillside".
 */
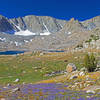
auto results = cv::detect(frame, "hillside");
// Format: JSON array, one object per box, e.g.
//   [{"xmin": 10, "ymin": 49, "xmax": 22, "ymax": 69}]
[{"xmin": 0, "ymin": 15, "xmax": 100, "ymax": 51}]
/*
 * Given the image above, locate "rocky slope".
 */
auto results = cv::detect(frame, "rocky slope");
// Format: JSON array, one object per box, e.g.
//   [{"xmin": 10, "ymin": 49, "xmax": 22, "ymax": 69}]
[
  {"xmin": 25, "ymin": 18, "xmax": 92, "ymax": 51},
  {"xmin": 0, "ymin": 15, "xmax": 100, "ymax": 51},
  {"xmin": 0, "ymin": 15, "xmax": 67, "ymax": 35}
]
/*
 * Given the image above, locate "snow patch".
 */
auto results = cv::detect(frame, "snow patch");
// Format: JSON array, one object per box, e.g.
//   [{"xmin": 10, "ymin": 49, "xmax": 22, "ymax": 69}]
[
  {"xmin": 30, "ymin": 39, "xmax": 33, "ymax": 42},
  {"xmin": 15, "ymin": 30, "xmax": 36, "ymax": 36},
  {"xmin": 0, "ymin": 37, "xmax": 6, "ymax": 42},
  {"xmin": 24, "ymin": 40, "xmax": 29, "ymax": 43},
  {"xmin": 40, "ymin": 32, "xmax": 51, "ymax": 35},
  {"xmin": 15, "ymin": 41, "xmax": 19, "ymax": 46},
  {"xmin": 15, "ymin": 30, "xmax": 51, "ymax": 36},
  {"xmin": 68, "ymin": 32, "xmax": 71, "ymax": 35},
  {"xmin": 42, "ymin": 22, "xmax": 49, "ymax": 32}
]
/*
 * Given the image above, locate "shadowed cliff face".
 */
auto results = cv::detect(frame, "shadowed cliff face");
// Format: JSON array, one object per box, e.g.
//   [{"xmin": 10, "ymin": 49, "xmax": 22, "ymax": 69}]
[{"xmin": 0, "ymin": 15, "xmax": 15, "ymax": 32}]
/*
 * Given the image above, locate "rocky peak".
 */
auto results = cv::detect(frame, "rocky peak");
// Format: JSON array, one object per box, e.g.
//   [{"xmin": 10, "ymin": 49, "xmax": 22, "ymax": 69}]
[
  {"xmin": 69, "ymin": 18, "xmax": 79, "ymax": 24},
  {"xmin": 59, "ymin": 18, "xmax": 86, "ymax": 34},
  {"xmin": 69, "ymin": 18, "xmax": 75, "ymax": 23}
]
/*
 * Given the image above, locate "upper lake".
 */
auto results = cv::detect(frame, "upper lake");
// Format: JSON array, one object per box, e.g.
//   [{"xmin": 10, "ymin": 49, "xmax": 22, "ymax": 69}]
[{"xmin": 0, "ymin": 51, "xmax": 25, "ymax": 55}]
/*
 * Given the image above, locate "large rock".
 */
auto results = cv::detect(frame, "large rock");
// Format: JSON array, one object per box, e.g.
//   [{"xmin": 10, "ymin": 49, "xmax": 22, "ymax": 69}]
[
  {"xmin": 11, "ymin": 87, "xmax": 20, "ymax": 93},
  {"xmin": 70, "ymin": 75, "xmax": 78, "ymax": 80},
  {"xmin": 86, "ymin": 90, "xmax": 95, "ymax": 94},
  {"xmin": 66, "ymin": 63, "xmax": 77, "ymax": 72}
]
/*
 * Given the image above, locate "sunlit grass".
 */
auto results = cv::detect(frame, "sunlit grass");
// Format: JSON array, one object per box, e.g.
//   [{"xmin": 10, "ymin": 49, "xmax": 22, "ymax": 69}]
[{"xmin": 0, "ymin": 50, "xmax": 99, "ymax": 84}]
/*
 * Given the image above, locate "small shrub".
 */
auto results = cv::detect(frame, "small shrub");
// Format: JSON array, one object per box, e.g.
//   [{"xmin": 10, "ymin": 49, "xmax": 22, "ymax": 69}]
[
  {"xmin": 85, "ymin": 39, "xmax": 92, "ymax": 43},
  {"xmin": 84, "ymin": 53, "xmax": 97, "ymax": 72},
  {"xmin": 90, "ymin": 34, "xmax": 99, "ymax": 41},
  {"xmin": 76, "ymin": 44, "xmax": 83, "ymax": 48},
  {"xmin": 85, "ymin": 35, "xmax": 99, "ymax": 43}
]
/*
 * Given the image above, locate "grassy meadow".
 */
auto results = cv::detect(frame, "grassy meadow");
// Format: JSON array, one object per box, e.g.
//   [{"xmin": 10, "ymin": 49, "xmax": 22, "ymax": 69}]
[{"xmin": 0, "ymin": 49, "xmax": 99, "ymax": 84}]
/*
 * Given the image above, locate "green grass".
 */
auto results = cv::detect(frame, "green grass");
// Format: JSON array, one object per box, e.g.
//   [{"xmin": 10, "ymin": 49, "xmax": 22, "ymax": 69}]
[{"xmin": 0, "ymin": 51, "xmax": 88, "ymax": 84}]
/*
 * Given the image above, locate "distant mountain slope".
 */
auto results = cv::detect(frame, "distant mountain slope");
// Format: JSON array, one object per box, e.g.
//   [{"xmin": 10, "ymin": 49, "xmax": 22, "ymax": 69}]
[
  {"xmin": 0, "ymin": 15, "xmax": 100, "ymax": 51},
  {"xmin": 25, "ymin": 18, "xmax": 92, "ymax": 51},
  {"xmin": 82, "ymin": 16, "xmax": 100, "ymax": 30},
  {"xmin": 0, "ymin": 15, "xmax": 67, "ymax": 36}
]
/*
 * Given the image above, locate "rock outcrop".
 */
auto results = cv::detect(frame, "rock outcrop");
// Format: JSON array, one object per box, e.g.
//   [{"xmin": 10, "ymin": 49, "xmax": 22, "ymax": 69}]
[{"xmin": 66, "ymin": 63, "xmax": 77, "ymax": 72}]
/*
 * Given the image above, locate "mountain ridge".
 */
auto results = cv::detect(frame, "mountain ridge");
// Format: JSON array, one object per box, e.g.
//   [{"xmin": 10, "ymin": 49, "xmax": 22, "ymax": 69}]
[
  {"xmin": 0, "ymin": 14, "xmax": 100, "ymax": 35},
  {"xmin": 0, "ymin": 15, "xmax": 67, "ymax": 35},
  {"xmin": 0, "ymin": 14, "xmax": 100, "ymax": 51}
]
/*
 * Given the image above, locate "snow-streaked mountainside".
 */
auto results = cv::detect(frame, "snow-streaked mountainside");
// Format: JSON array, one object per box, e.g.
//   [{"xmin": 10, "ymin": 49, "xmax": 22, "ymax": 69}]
[
  {"xmin": 0, "ymin": 15, "xmax": 67, "ymax": 36},
  {"xmin": 0, "ymin": 14, "xmax": 100, "ymax": 51}
]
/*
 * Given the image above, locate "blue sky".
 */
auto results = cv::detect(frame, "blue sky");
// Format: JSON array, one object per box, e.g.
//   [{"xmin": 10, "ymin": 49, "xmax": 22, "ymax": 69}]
[{"xmin": 0, "ymin": 0, "xmax": 100, "ymax": 21}]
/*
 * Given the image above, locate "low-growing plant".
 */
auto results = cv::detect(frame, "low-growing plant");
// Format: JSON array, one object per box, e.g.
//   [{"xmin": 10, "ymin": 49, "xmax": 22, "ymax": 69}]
[
  {"xmin": 76, "ymin": 44, "xmax": 83, "ymax": 48},
  {"xmin": 85, "ymin": 35, "xmax": 99, "ymax": 43},
  {"xmin": 85, "ymin": 39, "xmax": 92, "ymax": 43},
  {"xmin": 84, "ymin": 53, "xmax": 97, "ymax": 72},
  {"xmin": 90, "ymin": 34, "xmax": 99, "ymax": 41}
]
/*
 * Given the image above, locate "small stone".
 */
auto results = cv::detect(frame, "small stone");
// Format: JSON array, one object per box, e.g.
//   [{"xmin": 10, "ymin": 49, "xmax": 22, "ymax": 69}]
[
  {"xmin": 7, "ymin": 83, "xmax": 11, "ymax": 87},
  {"xmin": 22, "ymin": 71, "xmax": 26, "ymax": 73},
  {"xmin": 72, "ymin": 85, "xmax": 76, "ymax": 88},
  {"xmin": 3, "ymin": 86, "xmax": 7, "ymax": 89},
  {"xmin": 74, "ymin": 57, "xmax": 78, "ymax": 59},
  {"xmin": 79, "ymin": 71, "xmax": 85, "ymax": 76},
  {"xmin": 86, "ymin": 96, "xmax": 90, "ymax": 98},
  {"xmin": 35, "ymin": 70, "xmax": 37, "ymax": 72},
  {"xmin": 80, "ymin": 83, "xmax": 83, "ymax": 89},
  {"xmin": 14, "ymin": 78, "xmax": 20, "ymax": 82},
  {"xmin": 75, "ymin": 82, "xmax": 79, "ymax": 85},
  {"xmin": 86, "ymin": 90, "xmax": 95, "ymax": 94},
  {"xmin": 84, "ymin": 83, "xmax": 87, "ymax": 87},
  {"xmin": 39, "ymin": 53, "xmax": 44, "ymax": 56},
  {"xmin": 87, "ymin": 84, "xmax": 91, "ymax": 87}
]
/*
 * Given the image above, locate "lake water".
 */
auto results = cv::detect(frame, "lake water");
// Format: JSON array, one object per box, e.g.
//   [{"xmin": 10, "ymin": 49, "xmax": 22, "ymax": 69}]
[{"xmin": 0, "ymin": 51, "xmax": 25, "ymax": 55}]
